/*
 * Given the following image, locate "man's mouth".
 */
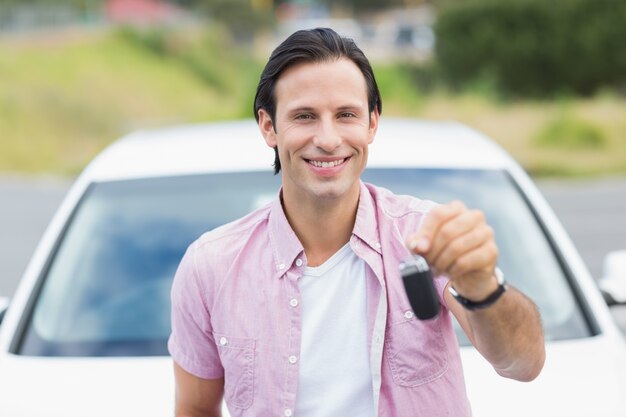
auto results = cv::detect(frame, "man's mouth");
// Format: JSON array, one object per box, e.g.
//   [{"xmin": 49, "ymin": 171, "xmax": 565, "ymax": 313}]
[{"xmin": 306, "ymin": 158, "xmax": 348, "ymax": 168}]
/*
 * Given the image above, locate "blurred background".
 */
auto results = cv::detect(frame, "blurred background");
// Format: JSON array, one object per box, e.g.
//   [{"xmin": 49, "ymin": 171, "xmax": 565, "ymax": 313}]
[{"xmin": 0, "ymin": 0, "xmax": 625, "ymax": 297}]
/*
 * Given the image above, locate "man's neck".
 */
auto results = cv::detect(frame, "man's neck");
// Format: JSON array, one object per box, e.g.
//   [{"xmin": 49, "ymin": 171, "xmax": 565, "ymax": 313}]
[{"xmin": 281, "ymin": 186, "xmax": 360, "ymax": 267}]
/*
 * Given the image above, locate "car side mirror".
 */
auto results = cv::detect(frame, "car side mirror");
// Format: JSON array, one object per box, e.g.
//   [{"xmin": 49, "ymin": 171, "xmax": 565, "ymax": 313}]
[
  {"xmin": 598, "ymin": 250, "xmax": 626, "ymax": 306},
  {"xmin": 0, "ymin": 296, "xmax": 9, "ymax": 325}
]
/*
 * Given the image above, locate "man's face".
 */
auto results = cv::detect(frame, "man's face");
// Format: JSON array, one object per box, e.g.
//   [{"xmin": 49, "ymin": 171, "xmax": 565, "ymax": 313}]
[{"xmin": 258, "ymin": 58, "xmax": 378, "ymax": 205}]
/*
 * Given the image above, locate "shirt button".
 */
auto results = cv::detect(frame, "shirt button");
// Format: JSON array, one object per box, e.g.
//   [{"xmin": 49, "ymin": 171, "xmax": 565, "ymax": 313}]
[
  {"xmin": 289, "ymin": 298, "xmax": 299, "ymax": 307},
  {"xmin": 219, "ymin": 337, "xmax": 228, "ymax": 346},
  {"xmin": 375, "ymin": 242, "xmax": 381, "ymax": 249},
  {"xmin": 404, "ymin": 310, "xmax": 414, "ymax": 320},
  {"xmin": 295, "ymin": 258, "xmax": 303, "ymax": 267},
  {"xmin": 284, "ymin": 409, "xmax": 293, "ymax": 417},
  {"xmin": 288, "ymin": 355, "xmax": 298, "ymax": 364},
  {"xmin": 278, "ymin": 263, "xmax": 286, "ymax": 270}
]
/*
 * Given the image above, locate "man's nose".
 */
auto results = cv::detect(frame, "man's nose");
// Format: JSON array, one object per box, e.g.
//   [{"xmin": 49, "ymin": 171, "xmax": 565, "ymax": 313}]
[{"xmin": 313, "ymin": 119, "xmax": 342, "ymax": 152}]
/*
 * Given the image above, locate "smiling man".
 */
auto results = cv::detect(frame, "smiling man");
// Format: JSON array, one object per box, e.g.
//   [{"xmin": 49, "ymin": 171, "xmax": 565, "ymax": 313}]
[{"xmin": 168, "ymin": 28, "xmax": 545, "ymax": 417}]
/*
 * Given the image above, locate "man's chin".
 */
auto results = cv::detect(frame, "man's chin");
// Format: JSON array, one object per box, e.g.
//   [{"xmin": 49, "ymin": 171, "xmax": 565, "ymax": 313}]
[{"xmin": 309, "ymin": 182, "xmax": 359, "ymax": 203}]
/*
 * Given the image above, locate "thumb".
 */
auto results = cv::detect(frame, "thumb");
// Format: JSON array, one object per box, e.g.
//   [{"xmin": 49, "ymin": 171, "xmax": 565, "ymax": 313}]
[
  {"xmin": 407, "ymin": 235, "xmax": 431, "ymax": 254},
  {"xmin": 407, "ymin": 201, "xmax": 465, "ymax": 254}
]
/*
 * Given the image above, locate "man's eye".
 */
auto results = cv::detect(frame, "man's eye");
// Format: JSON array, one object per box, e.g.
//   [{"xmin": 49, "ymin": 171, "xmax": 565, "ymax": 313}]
[
  {"xmin": 295, "ymin": 114, "xmax": 313, "ymax": 120},
  {"xmin": 340, "ymin": 112, "xmax": 357, "ymax": 118}
]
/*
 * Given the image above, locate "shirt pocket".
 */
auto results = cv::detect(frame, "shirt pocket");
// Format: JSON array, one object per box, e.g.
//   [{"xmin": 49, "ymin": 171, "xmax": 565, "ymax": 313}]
[
  {"xmin": 384, "ymin": 309, "xmax": 449, "ymax": 387},
  {"xmin": 213, "ymin": 333, "xmax": 255, "ymax": 409}
]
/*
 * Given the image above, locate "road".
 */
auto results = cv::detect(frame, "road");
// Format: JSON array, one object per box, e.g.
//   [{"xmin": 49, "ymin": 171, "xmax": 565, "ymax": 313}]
[
  {"xmin": 1, "ymin": 175, "xmax": 625, "ymax": 297},
  {"xmin": 537, "ymin": 177, "xmax": 626, "ymax": 279},
  {"xmin": 0, "ymin": 176, "xmax": 69, "ymax": 296}
]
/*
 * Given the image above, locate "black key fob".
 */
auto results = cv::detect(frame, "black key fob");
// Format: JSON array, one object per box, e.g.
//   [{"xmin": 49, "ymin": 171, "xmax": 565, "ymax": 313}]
[{"xmin": 399, "ymin": 255, "xmax": 440, "ymax": 320}]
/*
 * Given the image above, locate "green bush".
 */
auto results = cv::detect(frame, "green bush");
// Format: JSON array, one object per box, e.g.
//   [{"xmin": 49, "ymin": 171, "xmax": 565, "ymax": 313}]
[
  {"xmin": 374, "ymin": 64, "xmax": 425, "ymax": 113},
  {"xmin": 435, "ymin": 0, "xmax": 626, "ymax": 97},
  {"xmin": 534, "ymin": 113, "xmax": 606, "ymax": 149}
]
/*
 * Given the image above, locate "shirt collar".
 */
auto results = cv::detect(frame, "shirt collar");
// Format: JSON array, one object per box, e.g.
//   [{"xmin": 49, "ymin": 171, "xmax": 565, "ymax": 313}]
[
  {"xmin": 268, "ymin": 181, "xmax": 382, "ymax": 279},
  {"xmin": 268, "ymin": 191, "xmax": 305, "ymax": 279},
  {"xmin": 352, "ymin": 181, "xmax": 383, "ymax": 256}
]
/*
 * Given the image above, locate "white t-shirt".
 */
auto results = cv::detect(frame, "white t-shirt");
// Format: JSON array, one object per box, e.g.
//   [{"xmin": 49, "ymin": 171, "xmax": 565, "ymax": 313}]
[{"xmin": 295, "ymin": 244, "xmax": 376, "ymax": 417}]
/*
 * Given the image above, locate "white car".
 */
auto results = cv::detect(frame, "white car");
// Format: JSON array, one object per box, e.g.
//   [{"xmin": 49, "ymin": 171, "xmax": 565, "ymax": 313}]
[{"xmin": 1, "ymin": 119, "xmax": 625, "ymax": 416}]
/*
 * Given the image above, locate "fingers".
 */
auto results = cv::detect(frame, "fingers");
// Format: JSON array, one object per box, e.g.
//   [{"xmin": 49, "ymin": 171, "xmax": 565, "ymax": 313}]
[
  {"xmin": 409, "ymin": 200, "xmax": 466, "ymax": 253},
  {"xmin": 447, "ymin": 239, "xmax": 498, "ymax": 278},
  {"xmin": 427, "ymin": 209, "xmax": 486, "ymax": 268},
  {"xmin": 407, "ymin": 200, "xmax": 498, "ymax": 281},
  {"xmin": 432, "ymin": 222, "xmax": 495, "ymax": 274}
]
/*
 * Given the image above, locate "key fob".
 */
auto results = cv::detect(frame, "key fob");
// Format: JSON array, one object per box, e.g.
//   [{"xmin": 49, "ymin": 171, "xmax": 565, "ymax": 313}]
[{"xmin": 399, "ymin": 255, "xmax": 440, "ymax": 320}]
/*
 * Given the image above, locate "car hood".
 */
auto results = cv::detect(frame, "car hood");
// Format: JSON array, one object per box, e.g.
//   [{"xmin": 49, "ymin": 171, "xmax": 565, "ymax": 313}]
[
  {"xmin": 461, "ymin": 335, "xmax": 626, "ymax": 417},
  {"xmin": 0, "ymin": 336, "xmax": 624, "ymax": 417},
  {"xmin": 0, "ymin": 355, "xmax": 179, "ymax": 417}
]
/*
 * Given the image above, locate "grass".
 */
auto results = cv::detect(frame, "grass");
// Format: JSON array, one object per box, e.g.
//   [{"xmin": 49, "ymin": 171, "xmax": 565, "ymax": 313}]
[
  {"xmin": 410, "ymin": 93, "xmax": 626, "ymax": 177},
  {"xmin": 1, "ymin": 27, "xmax": 625, "ymax": 177},
  {"xmin": 0, "ymin": 27, "xmax": 262, "ymax": 174},
  {"xmin": 534, "ymin": 114, "xmax": 606, "ymax": 150}
]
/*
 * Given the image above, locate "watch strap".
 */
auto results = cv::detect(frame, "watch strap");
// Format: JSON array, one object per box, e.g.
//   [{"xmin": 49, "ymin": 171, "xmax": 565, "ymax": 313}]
[{"xmin": 449, "ymin": 268, "xmax": 507, "ymax": 311}]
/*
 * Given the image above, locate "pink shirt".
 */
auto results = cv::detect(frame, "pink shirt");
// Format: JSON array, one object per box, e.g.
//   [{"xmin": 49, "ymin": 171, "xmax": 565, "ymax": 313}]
[{"xmin": 168, "ymin": 181, "xmax": 472, "ymax": 417}]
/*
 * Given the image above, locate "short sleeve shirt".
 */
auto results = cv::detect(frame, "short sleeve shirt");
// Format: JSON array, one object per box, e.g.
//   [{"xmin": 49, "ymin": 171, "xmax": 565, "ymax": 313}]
[{"xmin": 168, "ymin": 181, "xmax": 472, "ymax": 417}]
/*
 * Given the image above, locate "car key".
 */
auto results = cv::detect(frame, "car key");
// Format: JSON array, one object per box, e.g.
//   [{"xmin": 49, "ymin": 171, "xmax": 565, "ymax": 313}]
[{"xmin": 399, "ymin": 255, "xmax": 440, "ymax": 320}]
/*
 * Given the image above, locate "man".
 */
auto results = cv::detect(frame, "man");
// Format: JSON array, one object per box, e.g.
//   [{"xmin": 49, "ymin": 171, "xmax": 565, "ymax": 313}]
[{"xmin": 169, "ymin": 28, "xmax": 545, "ymax": 417}]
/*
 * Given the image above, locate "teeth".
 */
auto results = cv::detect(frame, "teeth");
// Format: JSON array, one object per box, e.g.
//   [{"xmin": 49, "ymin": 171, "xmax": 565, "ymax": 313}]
[{"xmin": 310, "ymin": 159, "xmax": 345, "ymax": 168}]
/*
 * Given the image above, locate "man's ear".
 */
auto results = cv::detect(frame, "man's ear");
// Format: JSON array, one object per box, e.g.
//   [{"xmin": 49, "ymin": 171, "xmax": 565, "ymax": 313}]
[
  {"xmin": 258, "ymin": 109, "xmax": 277, "ymax": 148},
  {"xmin": 367, "ymin": 108, "xmax": 380, "ymax": 144}
]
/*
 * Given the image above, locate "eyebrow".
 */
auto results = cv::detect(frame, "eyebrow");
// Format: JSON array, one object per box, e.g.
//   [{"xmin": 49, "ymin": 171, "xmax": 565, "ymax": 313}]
[
  {"xmin": 286, "ymin": 106, "xmax": 315, "ymax": 116},
  {"xmin": 336, "ymin": 105, "xmax": 363, "ymax": 113},
  {"xmin": 286, "ymin": 104, "xmax": 365, "ymax": 116}
]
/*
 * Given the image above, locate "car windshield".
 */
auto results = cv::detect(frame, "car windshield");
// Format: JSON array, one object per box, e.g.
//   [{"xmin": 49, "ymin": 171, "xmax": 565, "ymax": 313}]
[{"xmin": 17, "ymin": 168, "xmax": 590, "ymax": 356}]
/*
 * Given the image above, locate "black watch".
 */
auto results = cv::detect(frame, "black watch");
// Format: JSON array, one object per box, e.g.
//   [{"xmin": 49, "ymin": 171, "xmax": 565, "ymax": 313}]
[{"xmin": 448, "ymin": 268, "xmax": 507, "ymax": 311}]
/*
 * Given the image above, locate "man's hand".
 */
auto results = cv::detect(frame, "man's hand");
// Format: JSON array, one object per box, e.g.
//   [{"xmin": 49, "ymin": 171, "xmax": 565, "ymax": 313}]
[
  {"xmin": 406, "ymin": 200, "xmax": 546, "ymax": 382},
  {"xmin": 407, "ymin": 200, "xmax": 499, "ymax": 301}
]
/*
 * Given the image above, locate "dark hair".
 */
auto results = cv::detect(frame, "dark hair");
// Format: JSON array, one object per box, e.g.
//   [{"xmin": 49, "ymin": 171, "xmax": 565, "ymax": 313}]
[{"xmin": 254, "ymin": 27, "xmax": 382, "ymax": 174}]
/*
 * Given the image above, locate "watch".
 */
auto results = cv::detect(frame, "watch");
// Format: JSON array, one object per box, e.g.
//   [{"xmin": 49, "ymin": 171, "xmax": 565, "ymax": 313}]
[{"xmin": 448, "ymin": 267, "xmax": 507, "ymax": 311}]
